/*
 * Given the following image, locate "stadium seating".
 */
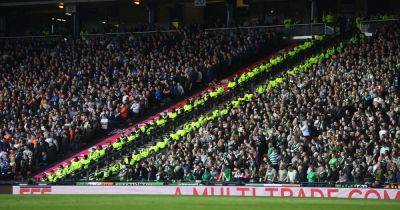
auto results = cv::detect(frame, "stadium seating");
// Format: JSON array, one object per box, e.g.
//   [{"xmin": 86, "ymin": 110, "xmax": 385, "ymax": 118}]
[
  {"xmin": 43, "ymin": 37, "xmax": 326, "ymax": 182},
  {"xmin": 2, "ymin": 19, "xmax": 400, "ymax": 187},
  {"xmin": 62, "ymin": 26, "xmax": 400, "ymax": 186},
  {"xmin": 0, "ymin": 27, "xmax": 277, "ymax": 180}
]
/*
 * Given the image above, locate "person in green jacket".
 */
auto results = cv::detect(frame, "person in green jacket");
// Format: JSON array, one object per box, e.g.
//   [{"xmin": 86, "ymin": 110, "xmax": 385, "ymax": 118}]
[
  {"xmin": 215, "ymin": 87, "xmax": 224, "ymax": 95},
  {"xmin": 168, "ymin": 111, "xmax": 177, "ymax": 119},
  {"xmin": 90, "ymin": 145, "xmax": 103, "ymax": 162},
  {"xmin": 202, "ymin": 168, "xmax": 212, "ymax": 182},
  {"xmin": 221, "ymin": 165, "xmax": 232, "ymax": 182},
  {"xmin": 112, "ymin": 138, "xmax": 123, "ymax": 151},
  {"xmin": 228, "ymin": 81, "xmax": 236, "ymax": 88},
  {"xmin": 103, "ymin": 170, "xmax": 110, "ymax": 179},
  {"xmin": 183, "ymin": 103, "xmax": 193, "ymax": 112},
  {"xmin": 193, "ymin": 97, "xmax": 204, "ymax": 107},
  {"xmin": 69, "ymin": 157, "xmax": 82, "ymax": 173},
  {"xmin": 170, "ymin": 132, "xmax": 179, "ymax": 141},
  {"xmin": 183, "ymin": 169, "xmax": 195, "ymax": 182},
  {"xmin": 139, "ymin": 124, "xmax": 146, "ymax": 133},
  {"xmin": 110, "ymin": 162, "xmax": 121, "ymax": 175},
  {"xmin": 328, "ymin": 153, "xmax": 338, "ymax": 167},
  {"xmin": 81, "ymin": 155, "xmax": 91, "ymax": 169},
  {"xmin": 124, "ymin": 156, "xmax": 130, "ymax": 165},
  {"xmin": 307, "ymin": 165, "xmax": 317, "ymax": 183},
  {"xmin": 95, "ymin": 147, "xmax": 105, "ymax": 161},
  {"xmin": 54, "ymin": 165, "xmax": 65, "ymax": 180},
  {"xmin": 130, "ymin": 153, "xmax": 141, "ymax": 165},
  {"xmin": 94, "ymin": 169, "xmax": 103, "ymax": 179},
  {"xmin": 46, "ymin": 171, "xmax": 55, "ymax": 182},
  {"xmin": 209, "ymin": 90, "xmax": 218, "ymax": 98},
  {"xmin": 156, "ymin": 117, "xmax": 166, "ymax": 127}
]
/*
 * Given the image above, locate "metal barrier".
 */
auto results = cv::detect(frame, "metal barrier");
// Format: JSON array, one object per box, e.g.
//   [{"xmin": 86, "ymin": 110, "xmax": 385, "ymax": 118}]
[
  {"xmin": 0, "ymin": 23, "xmax": 328, "ymax": 39},
  {"xmin": 360, "ymin": 19, "xmax": 400, "ymax": 34},
  {"xmin": 0, "ymin": 34, "xmax": 62, "ymax": 39},
  {"xmin": 83, "ymin": 23, "xmax": 327, "ymax": 37},
  {"xmin": 204, "ymin": 23, "xmax": 327, "ymax": 37}
]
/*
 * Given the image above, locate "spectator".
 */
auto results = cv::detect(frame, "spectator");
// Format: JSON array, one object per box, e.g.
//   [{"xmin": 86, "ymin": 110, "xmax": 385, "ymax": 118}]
[
  {"xmin": 287, "ymin": 165, "xmax": 298, "ymax": 183},
  {"xmin": 0, "ymin": 26, "xmax": 274, "ymax": 180}
]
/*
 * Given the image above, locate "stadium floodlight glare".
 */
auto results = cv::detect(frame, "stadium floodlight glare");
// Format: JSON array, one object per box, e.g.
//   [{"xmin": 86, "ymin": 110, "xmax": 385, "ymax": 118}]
[{"xmin": 58, "ymin": 2, "xmax": 64, "ymax": 9}]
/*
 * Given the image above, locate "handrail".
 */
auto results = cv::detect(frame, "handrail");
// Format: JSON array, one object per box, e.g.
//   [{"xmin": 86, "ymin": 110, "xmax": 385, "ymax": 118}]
[
  {"xmin": 360, "ymin": 19, "xmax": 400, "ymax": 34},
  {"xmin": 204, "ymin": 23, "xmax": 325, "ymax": 31},
  {"xmin": 360, "ymin": 18, "xmax": 400, "ymax": 24},
  {"xmin": 0, "ymin": 34, "xmax": 63, "ymax": 39}
]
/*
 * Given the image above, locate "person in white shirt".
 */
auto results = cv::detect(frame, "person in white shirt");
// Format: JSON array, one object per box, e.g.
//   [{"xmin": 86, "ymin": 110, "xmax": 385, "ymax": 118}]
[
  {"xmin": 379, "ymin": 124, "xmax": 388, "ymax": 140},
  {"xmin": 301, "ymin": 121, "xmax": 310, "ymax": 137},
  {"xmin": 287, "ymin": 165, "xmax": 298, "ymax": 183},
  {"xmin": 278, "ymin": 162, "xmax": 288, "ymax": 182},
  {"xmin": 130, "ymin": 101, "xmax": 140, "ymax": 114}
]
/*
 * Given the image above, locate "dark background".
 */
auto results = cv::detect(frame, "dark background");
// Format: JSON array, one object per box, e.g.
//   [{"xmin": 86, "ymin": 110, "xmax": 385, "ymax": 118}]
[{"xmin": 0, "ymin": 0, "xmax": 399, "ymax": 36}]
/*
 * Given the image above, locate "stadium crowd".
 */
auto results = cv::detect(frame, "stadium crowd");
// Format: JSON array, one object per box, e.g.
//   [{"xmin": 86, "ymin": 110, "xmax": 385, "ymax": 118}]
[
  {"xmin": 0, "ymin": 27, "xmax": 275, "ymax": 180},
  {"xmin": 121, "ymin": 26, "xmax": 400, "ymax": 185}
]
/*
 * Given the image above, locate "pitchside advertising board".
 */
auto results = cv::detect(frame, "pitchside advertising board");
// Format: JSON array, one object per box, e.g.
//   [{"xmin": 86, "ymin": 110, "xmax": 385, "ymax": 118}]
[{"xmin": 12, "ymin": 186, "xmax": 400, "ymax": 200}]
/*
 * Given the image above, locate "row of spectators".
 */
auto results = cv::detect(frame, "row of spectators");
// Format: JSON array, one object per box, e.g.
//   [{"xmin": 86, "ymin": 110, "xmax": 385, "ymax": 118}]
[
  {"xmin": 114, "ymin": 26, "xmax": 400, "ymax": 185},
  {"xmin": 0, "ymin": 27, "xmax": 276, "ymax": 180}
]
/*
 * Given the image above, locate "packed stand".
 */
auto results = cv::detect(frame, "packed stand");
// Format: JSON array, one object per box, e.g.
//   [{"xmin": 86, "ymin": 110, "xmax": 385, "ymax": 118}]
[
  {"xmin": 0, "ymin": 27, "xmax": 275, "ymax": 180},
  {"xmin": 122, "ymin": 27, "xmax": 400, "ymax": 185}
]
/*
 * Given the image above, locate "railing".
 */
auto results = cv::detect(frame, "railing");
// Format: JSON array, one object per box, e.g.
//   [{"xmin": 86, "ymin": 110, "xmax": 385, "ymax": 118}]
[
  {"xmin": 203, "ymin": 23, "xmax": 327, "ymax": 36},
  {"xmin": 0, "ymin": 23, "xmax": 329, "ymax": 39},
  {"xmin": 83, "ymin": 29, "xmax": 178, "ymax": 36},
  {"xmin": 0, "ymin": 34, "xmax": 62, "ymax": 39},
  {"xmin": 360, "ymin": 19, "xmax": 400, "ymax": 34},
  {"xmin": 23, "ymin": 180, "xmax": 399, "ymax": 190},
  {"xmin": 88, "ymin": 23, "xmax": 327, "ymax": 37}
]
